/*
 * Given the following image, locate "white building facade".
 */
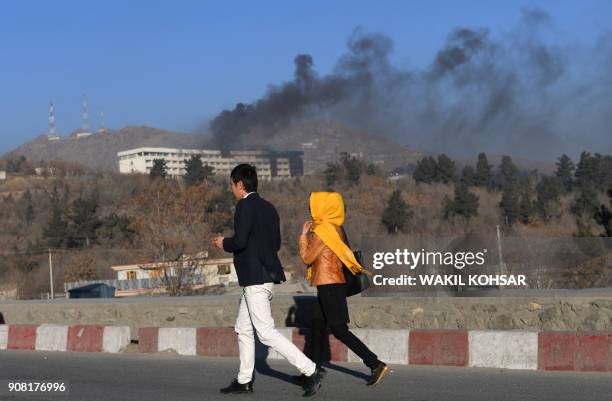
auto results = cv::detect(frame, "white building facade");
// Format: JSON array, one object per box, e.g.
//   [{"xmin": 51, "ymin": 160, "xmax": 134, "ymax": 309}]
[
  {"xmin": 117, "ymin": 147, "xmax": 303, "ymax": 180},
  {"xmin": 63, "ymin": 254, "xmax": 242, "ymax": 297}
]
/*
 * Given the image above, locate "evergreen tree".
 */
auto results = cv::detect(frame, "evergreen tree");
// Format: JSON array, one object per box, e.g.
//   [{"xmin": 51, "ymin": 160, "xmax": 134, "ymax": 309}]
[
  {"xmin": 460, "ymin": 165, "xmax": 475, "ymax": 187},
  {"xmin": 518, "ymin": 192, "xmax": 533, "ymax": 224},
  {"xmin": 602, "ymin": 155, "xmax": 612, "ymax": 191},
  {"xmin": 68, "ymin": 197, "xmax": 101, "ymax": 247},
  {"xmin": 43, "ymin": 205, "xmax": 69, "ymax": 248},
  {"xmin": 184, "ymin": 155, "xmax": 214, "ymax": 186},
  {"xmin": 43, "ymin": 185, "xmax": 69, "ymax": 248},
  {"xmin": 443, "ymin": 184, "xmax": 479, "ymax": 220},
  {"xmin": 323, "ymin": 162, "xmax": 342, "ymax": 187},
  {"xmin": 150, "ymin": 159, "xmax": 168, "ymax": 179},
  {"xmin": 572, "ymin": 152, "xmax": 612, "ymax": 191},
  {"xmin": 413, "ymin": 156, "xmax": 437, "ymax": 184},
  {"xmin": 571, "ymin": 185, "xmax": 599, "ymax": 217},
  {"xmin": 594, "ymin": 189, "xmax": 612, "ymax": 237},
  {"xmin": 381, "ymin": 190, "xmax": 413, "ymax": 234},
  {"xmin": 365, "ymin": 163, "xmax": 380, "ymax": 176},
  {"xmin": 6, "ymin": 155, "xmax": 27, "ymax": 173},
  {"xmin": 535, "ymin": 176, "xmax": 563, "ymax": 221},
  {"xmin": 98, "ymin": 213, "xmax": 135, "ymax": 244},
  {"xmin": 498, "ymin": 155, "xmax": 518, "ymax": 190},
  {"xmin": 574, "ymin": 151, "xmax": 595, "ymax": 189},
  {"xmin": 341, "ymin": 152, "xmax": 362, "ymax": 185},
  {"xmin": 499, "ymin": 186, "xmax": 520, "ymax": 225},
  {"xmin": 555, "ymin": 154, "xmax": 575, "ymax": 193},
  {"xmin": 435, "ymin": 154, "xmax": 456, "ymax": 183},
  {"xmin": 474, "ymin": 152, "xmax": 493, "ymax": 188},
  {"xmin": 21, "ymin": 190, "xmax": 35, "ymax": 224}
]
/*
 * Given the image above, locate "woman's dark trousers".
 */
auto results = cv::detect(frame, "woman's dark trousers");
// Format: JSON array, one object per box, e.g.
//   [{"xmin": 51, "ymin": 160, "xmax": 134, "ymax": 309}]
[{"xmin": 309, "ymin": 283, "xmax": 379, "ymax": 370}]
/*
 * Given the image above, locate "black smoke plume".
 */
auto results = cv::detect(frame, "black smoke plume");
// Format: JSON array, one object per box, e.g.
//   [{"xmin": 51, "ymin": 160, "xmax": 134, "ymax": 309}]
[{"xmin": 208, "ymin": 9, "xmax": 612, "ymax": 160}]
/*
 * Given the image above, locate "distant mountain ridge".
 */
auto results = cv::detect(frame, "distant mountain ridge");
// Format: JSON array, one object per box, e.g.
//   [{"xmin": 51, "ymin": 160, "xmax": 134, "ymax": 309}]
[
  {"xmin": 2, "ymin": 121, "xmax": 553, "ymax": 174},
  {"xmin": 2, "ymin": 121, "xmax": 424, "ymax": 173},
  {"xmin": 2, "ymin": 126, "xmax": 208, "ymax": 171}
]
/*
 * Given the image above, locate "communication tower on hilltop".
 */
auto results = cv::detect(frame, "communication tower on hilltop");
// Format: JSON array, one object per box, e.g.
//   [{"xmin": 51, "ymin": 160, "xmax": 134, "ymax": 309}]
[
  {"xmin": 48, "ymin": 102, "xmax": 60, "ymax": 141},
  {"xmin": 76, "ymin": 94, "xmax": 93, "ymax": 138},
  {"xmin": 82, "ymin": 94, "xmax": 89, "ymax": 131}
]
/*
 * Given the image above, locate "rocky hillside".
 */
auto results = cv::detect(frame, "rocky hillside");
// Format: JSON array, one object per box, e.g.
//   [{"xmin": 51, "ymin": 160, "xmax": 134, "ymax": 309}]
[
  {"xmin": 240, "ymin": 120, "xmax": 424, "ymax": 174},
  {"xmin": 3, "ymin": 121, "xmax": 423, "ymax": 174},
  {"xmin": 2, "ymin": 126, "xmax": 207, "ymax": 171}
]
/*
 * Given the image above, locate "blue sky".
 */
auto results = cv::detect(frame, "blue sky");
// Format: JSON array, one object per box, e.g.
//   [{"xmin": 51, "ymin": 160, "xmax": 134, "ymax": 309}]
[{"xmin": 1, "ymin": 0, "xmax": 611, "ymax": 154}]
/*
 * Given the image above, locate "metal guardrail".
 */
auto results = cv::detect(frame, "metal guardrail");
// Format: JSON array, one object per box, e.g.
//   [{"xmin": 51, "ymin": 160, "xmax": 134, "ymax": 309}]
[{"xmin": 63, "ymin": 276, "xmax": 209, "ymax": 292}]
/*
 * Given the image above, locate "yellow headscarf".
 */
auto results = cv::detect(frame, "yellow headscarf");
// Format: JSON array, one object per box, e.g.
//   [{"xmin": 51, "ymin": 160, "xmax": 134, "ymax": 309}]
[{"xmin": 306, "ymin": 192, "xmax": 364, "ymax": 279}]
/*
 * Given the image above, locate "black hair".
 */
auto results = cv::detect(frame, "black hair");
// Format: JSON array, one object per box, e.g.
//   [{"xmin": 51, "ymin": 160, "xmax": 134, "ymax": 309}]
[{"xmin": 230, "ymin": 163, "xmax": 258, "ymax": 192}]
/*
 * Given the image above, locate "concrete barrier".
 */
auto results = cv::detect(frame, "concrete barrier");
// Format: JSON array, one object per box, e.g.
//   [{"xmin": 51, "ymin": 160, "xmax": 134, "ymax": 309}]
[
  {"xmin": 349, "ymin": 329, "xmax": 409, "ymax": 365},
  {"xmin": 136, "ymin": 327, "xmax": 610, "ymax": 372},
  {"xmin": 469, "ymin": 331, "xmax": 538, "ymax": 370},
  {"xmin": 0, "ymin": 325, "xmax": 8, "ymax": 350},
  {"xmin": 103, "ymin": 326, "xmax": 131, "ymax": 353},
  {"xmin": 158, "ymin": 327, "xmax": 197, "ymax": 356},
  {"xmin": 2, "ymin": 323, "xmax": 608, "ymax": 372},
  {"xmin": 409, "ymin": 330, "xmax": 468, "ymax": 366},
  {"xmin": 36, "ymin": 324, "xmax": 68, "ymax": 352},
  {"xmin": 0, "ymin": 324, "xmax": 130, "ymax": 354},
  {"xmin": 538, "ymin": 332, "xmax": 610, "ymax": 371}
]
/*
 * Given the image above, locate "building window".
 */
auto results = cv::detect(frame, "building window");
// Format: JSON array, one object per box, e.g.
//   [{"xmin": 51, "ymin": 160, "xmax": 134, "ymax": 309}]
[
  {"xmin": 217, "ymin": 264, "xmax": 230, "ymax": 275},
  {"xmin": 149, "ymin": 269, "xmax": 162, "ymax": 279},
  {"xmin": 126, "ymin": 271, "xmax": 137, "ymax": 280}
]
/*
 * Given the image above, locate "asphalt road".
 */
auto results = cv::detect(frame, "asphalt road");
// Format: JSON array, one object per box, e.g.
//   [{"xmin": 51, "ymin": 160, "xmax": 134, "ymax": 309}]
[{"xmin": 0, "ymin": 350, "xmax": 610, "ymax": 401}]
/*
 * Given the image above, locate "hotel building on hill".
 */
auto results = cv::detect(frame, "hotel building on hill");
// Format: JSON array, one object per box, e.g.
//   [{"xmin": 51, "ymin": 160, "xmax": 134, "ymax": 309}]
[{"xmin": 117, "ymin": 147, "xmax": 304, "ymax": 180}]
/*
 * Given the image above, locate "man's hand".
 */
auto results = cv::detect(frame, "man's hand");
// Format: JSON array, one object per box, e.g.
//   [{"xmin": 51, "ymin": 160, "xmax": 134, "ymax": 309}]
[
  {"xmin": 301, "ymin": 221, "xmax": 313, "ymax": 236},
  {"xmin": 213, "ymin": 235, "xmax": 225, "ymax": 250}
]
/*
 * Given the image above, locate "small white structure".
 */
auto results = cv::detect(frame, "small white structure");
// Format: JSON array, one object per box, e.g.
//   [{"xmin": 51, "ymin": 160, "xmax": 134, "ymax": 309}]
[
  {"xmin": 0, "ymin": 171, "xmax": 6, "ymax": 181},
  {"xmin": 35, "ymin": 167, "xmax": 56, "ymax": 176},
  {"xmin": 110, "ymin": 253, "xmax": 238, "ymax": 297}
]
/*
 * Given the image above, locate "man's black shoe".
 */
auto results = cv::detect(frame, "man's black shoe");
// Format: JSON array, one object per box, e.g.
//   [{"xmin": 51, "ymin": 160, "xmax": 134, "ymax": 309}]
[
  {"xmin": 220, "ymin": 379, "xmax": 253, "ymax": 394},
  {"xmin": 302, "ymin": 367, "xmax": 322, "ymax": 397},
  {"xmin": 366, "ymin": 362, "xmax": 388, "ymax": 386},
  {"xmin": 292, "ymin": 366, "xmax": 327, "ymax": 385}
]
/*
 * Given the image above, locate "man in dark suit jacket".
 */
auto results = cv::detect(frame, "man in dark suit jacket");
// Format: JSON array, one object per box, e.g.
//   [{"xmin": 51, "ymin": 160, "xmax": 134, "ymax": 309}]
[
  {"xmin": 220, "ymin": 188, "xmax": 286, "ymax": 286},
  {"xmin": 213, "ymin": 164, "xmax": 322, "ymax": 397}
]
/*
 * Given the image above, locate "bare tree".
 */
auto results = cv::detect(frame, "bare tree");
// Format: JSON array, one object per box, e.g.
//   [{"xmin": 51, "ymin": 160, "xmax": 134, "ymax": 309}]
[{"xmin": 128, "ymin": 180, "xmax": 214, "ymax": 295}]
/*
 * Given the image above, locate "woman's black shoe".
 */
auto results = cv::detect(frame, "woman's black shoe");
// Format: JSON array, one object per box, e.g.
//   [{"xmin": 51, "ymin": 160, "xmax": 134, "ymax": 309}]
[
  {"xmin": 302, "ymin": 367, "xmax": 323, "ymax": 397},
  {"xmin": 366, "ymin": 362, "xmax": 388, "ymax": 386},
  {"xmin": 220, "ymin": 379, "xmax": 253, "ymax": 394},
  {"xmin": 292, "ymin": 366, "xmax": 327, "ymax": 384}
]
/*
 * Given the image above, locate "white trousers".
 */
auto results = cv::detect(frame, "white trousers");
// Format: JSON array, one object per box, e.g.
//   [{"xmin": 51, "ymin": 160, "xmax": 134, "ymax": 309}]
[{"xmin": 235, "ymin": 282, "xmax": 316, "ymax": 384}]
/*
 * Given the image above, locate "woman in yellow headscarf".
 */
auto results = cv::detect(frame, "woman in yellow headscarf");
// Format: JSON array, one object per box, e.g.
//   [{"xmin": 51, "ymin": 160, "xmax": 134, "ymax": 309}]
[{"xmin": 295, "ymin": 192, "xmax": 388, "ymax": 386}]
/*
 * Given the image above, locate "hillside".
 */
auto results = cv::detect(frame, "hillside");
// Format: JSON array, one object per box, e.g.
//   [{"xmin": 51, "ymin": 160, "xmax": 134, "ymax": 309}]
[
  {"xmin": 2, "ymin": 121, "xmax": 556, "ymax": 175},
  {"xmin": 2, "ymin": 121, "xmax": 423, "ymax": 174},
  {"xmin": 238, "ymin": 120, "xmax": 424, "ymax": 174},
  {"xmin": 2, "ymin": 126, "xmax": 207, "ymax": 171}
]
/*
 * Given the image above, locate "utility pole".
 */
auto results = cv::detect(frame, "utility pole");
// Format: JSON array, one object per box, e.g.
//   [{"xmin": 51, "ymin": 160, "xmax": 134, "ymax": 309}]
[
  {"xmin": 496, "ymin": 225, "xmax": 506, "ymax": 276},
  {"xmin": 48, "ymin": 248, "xmax": 55, "ymax": 299}
]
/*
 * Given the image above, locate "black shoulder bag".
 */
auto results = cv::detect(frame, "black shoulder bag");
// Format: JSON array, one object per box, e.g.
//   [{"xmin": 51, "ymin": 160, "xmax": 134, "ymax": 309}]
[{"xmin": 340, "ymin": 227, "xmax": 371, "ymax": 297}]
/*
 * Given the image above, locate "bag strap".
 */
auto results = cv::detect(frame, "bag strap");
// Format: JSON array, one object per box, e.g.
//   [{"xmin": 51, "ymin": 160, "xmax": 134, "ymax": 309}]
[{"xmin": 340, "ymin": 226, "xmax": 351, "ymax": 248}]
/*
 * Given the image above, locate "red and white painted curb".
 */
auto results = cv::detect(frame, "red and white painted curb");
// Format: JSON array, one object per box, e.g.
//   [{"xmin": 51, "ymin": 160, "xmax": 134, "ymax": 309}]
[
  {"xmin": 0, "ymin": 324, "xmax": 130, "ymax": 353},
  {"xmin": 139, "ymin": 327, "xmax": 611, "ymax": 372},
  {"xmin": 2, "ymin": 324, "xmax": 608, "ymax": 372}
]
